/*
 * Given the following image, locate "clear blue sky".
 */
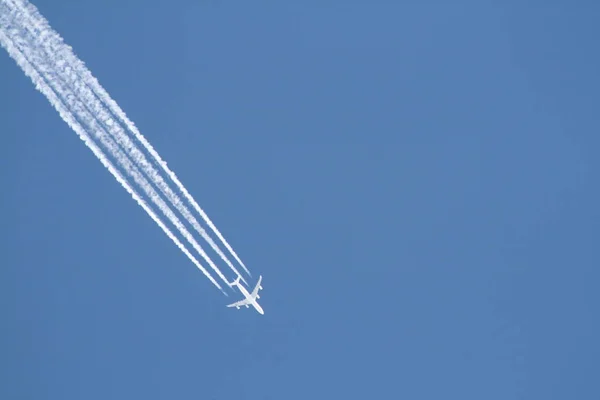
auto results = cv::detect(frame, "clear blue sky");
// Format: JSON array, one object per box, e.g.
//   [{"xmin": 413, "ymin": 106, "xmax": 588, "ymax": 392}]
[{"xmin": 2, "ymin": 1, "xmax": 599, "ymax": 399}]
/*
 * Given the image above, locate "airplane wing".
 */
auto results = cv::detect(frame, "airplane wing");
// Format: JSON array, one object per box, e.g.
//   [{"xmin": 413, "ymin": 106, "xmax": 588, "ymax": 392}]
[
  {"xmin": 227, "ymin": 298, "xmax": 251, "ymax": 308},
  {"xmin": 250, "ymin": 275, "xmax": 263, "ymax": 298}
]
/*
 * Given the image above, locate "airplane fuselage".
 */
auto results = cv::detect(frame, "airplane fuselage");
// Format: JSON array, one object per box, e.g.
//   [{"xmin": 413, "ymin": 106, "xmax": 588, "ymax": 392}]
[
  {"xmin": 227, "ymin": 275, "xmax": 264, "ymax": 315},
  {"xmin": 237, "ymin": 284, "xmax": 264, "ymax": 314}
]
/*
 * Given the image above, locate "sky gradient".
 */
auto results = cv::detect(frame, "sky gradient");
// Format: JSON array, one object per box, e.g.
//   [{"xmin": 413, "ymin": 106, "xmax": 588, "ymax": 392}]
[{"xmin": 2, "ymin": 1, "xmax": 599, "ymax": 399}]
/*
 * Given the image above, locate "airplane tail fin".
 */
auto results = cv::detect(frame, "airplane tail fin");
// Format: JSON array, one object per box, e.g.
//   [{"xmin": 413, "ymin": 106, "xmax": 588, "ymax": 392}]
[{"xmin": 229, "ymin": 275, "xmax": 242, "ymax": 287}]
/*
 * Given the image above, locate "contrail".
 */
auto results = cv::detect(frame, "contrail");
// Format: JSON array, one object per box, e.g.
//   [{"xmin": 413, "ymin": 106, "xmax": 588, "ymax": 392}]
[
  {"xmin": 4, "ymin": 4, "xmax": 232, "ymax": 288},
  {"xmin": 9, "ymin": 0, "xmax": 251, "ymax": 278},
  {"xmin": 0, "ymin": 16, "xmax": 226, "ymax": 294}
]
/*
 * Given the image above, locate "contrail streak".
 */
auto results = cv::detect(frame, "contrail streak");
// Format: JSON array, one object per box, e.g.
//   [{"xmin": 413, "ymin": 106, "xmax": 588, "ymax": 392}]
[
  {"xmin": 8, "ymin": 0, "xmax": 251, "ymax": 277},
  {"xmin": 4, "ymin": 5, "xmax": 231, "ymax": 288},
  {"xmin": 0, "ymin": 4, "xmax": 227, "ymax": 294}
]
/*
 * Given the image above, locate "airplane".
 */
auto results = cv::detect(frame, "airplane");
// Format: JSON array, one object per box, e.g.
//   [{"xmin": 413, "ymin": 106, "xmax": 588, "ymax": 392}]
[{"xmin": 226, "ymin": 275, "xmax": 264, "ymax": 315}]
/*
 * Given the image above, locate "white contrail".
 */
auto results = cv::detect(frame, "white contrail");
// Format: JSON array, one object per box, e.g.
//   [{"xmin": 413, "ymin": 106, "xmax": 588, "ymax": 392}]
[
  {"xmin": 9, "ymin": 0, "xmax": 251, "ymax": 279},
  {"xmin": 5, "ymin": 5, "xmax": 238, "ymax": 288},
  {"xmin": 4, "ymin": 6, "xmax": 233, "ymax": 288},
  {"xmin": 13, "ymin": 0, "xmax": 250, "ymax": 274},
  {"xmin": 0, "ymin": 17, "xmax": 226, "ymax": 293}
]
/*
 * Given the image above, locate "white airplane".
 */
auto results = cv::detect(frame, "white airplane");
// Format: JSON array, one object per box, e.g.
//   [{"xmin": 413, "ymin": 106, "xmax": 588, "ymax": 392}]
[{"xmin": 226, "ymin": 275, "xmax": 264, "ymax": 315}]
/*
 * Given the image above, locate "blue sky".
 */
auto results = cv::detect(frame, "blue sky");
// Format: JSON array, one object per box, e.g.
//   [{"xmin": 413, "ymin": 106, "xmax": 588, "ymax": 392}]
[{"xmin": 1, "ymin": 1, "xmax": 599, "ymax": 399}]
